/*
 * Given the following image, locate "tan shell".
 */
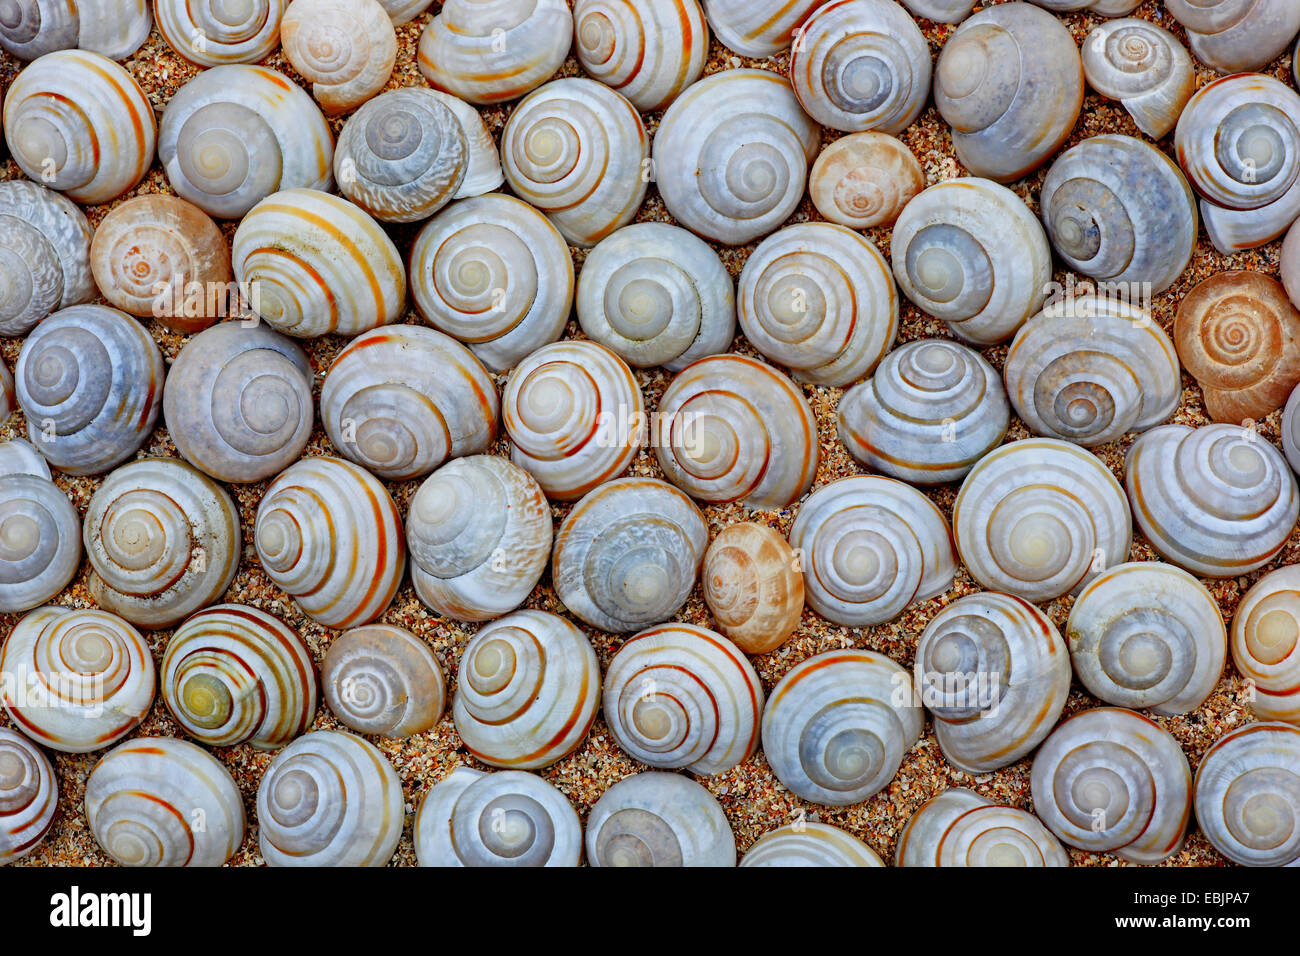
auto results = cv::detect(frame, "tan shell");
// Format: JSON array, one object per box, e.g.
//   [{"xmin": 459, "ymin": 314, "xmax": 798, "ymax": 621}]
[
  {"xmin": 1230, "ymin": 566, "xmax": 1300, "ymax": 725},
  {"xmin": 808, "ymin": 132, "xmax": 924, "ymax": 229},
  {"xmin": 895, "ymin": 788, "xmax": 1068, "ymax": 867},
  {"xmin": 322, "ymin": 624, "xmax": 445, "ymax": 738},
  {"xmin": 155, "ymin": 0, "xmax": 286, "ymax": 67},
  {"xmin": 0, "ymin": 729, "xmax": 57, "ymax": 864},
  {"xmin": 280, "ymin": 0, "xmax": 396, "ymax": 114},
  {"xmin": 701, "ymin": 522, "xmax": 804, "ymax": 655},
  {"xmin": 573, "ymin": 0, "xmax": 708, "ymax": 111},
  {"xmin": 1081, "ymin": 18, "xmax": 1194, "ymax": 139}
]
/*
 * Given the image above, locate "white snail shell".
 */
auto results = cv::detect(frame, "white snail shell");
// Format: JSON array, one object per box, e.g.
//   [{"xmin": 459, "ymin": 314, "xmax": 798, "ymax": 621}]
[
  {"xmin": 155, "ymin": 0, "xmax": 286, "ymax": 67},
  {"xmin": 322, "ymin": 624, "xmax": 445, "ymax": 738},
  {"xmin": 1284, "ymin": 220, "xmax": 1300, "ymax": 314},
  {"xmin": 455, "ymin": 610, "xmax": 601, "ymax": 769},
  {"xmin": 604, "ymin": 622, "xmax": 764, "ymax": 775},
  {"xmin": 280, "ymin": 0, "xmax": 396, "ymax": 114},
  {"xmin": 808, "ymin": 132, "xmax": 924, "ymax": 230},
  {"xmin": 0, "ymin": 447, "xmax": 80, "ymax": 615},
  {"xmin": 0, "ymin": 0, "xmax": 151, "ymax": 60},
  {"xmin": 895, "ymin": 788, "xmax": 1069, "ymax": 867},
  {"xmin": 954, "ymin": 439, "xmax": 1133, "ymax": 603},
  {"xmin": 587, "ymin": 772, "xmax": 736, "ymax": 867},
  {"xmin": 0, "ymin": 180, "xmax": 94, "ymax": 337},
  {"xmin": 573, "ymin": 0, "xmax": 708, "ymax": 111},
  {"xmin": 85, "ymin": 738, "xmax": 245, "ymax": 867},
  {"xmin": 1285, "ymin": 380, "xmax": 1300, "ymax": 477},
  {"xmin": 552, "ymin": 478, "xmax": 708, "ymax": 633},
  {"xmin": 0, "ymin": 606, "xmax": 155, "ymax": 754},
  {"xmin": 742, "ymin": 822, "xmax": 883, "ymax": 867},
  {"xmin": 377, "ymin": 0, "xmax": 431, "ymax": 22},
  {"xmin": 162, "ymin": 604, "xmax": 318, "ymax": 749},
  {"xmin": 1195, "ymin": 721, "xmax": 1300, "ymax": 866},
  {"xmin": 0, "ymin": 728, "xmax": 57, "ymax": 864},
  {"xmin": 1231, "ymin": 566, "xmax": 1300, "ymax": 725},
  {"xmin": 0, "ymin": 438, "xmax": 48, "ymax": 479},
  {"xmin": 425, "ymin": 90, "xmax": 503, "ymax": 199},
  {"xmin": 701, "ymin": 522, "xmax": 805, "ymax": 655},
  {"xmin": 1166, "ymin": 0, "xmax": 1300, "ymax": 73},
  {"xmin": 737, "ymin": 223, "xmax": 898, "ymax": 387},
  {"xmin": 1081, "ymin": 18, "xmax": 1193, "ymax": 140},
  {"xmin": 257, "ymin": 730, "xmax": 404, "ymax": 867},
  {"xmin": 763, "ymin": 649, "xmax": 923, "ymax": 806},
  {"xmin": 700, "ymin": 0, "xmax": 822, "ymax": 57},
  {"xmin": 898, "ymin": 0, "xmax": 974, "ymax": 21}
]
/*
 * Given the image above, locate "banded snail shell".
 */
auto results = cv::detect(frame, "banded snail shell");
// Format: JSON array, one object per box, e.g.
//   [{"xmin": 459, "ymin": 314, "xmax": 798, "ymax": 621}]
[
  {"xmin": 573, "ymin": 0, "xmax": 708, "ymax": 111},
  {"xmin": 700, "ymin": 0, "xmax": 822, "ymax": 57},
  {"xmin": 155, "ymin": 0, "xmax": 286, "ymax": 67},
  {"xmin": 0, "ymin": 729, "xmax": 57, "ymax": 864},
  {"xmin": 426, "ymin": 90, "xmax": 503, "ymax": 199},
  {"xmin": 1166, "ymin": 0, "xmax": 1300, "ymax": 74},
  {"xmin": 0, "ymin": 180, "xmax": 94, "ymax": 337},
  {"xmin": 280, "ymin": 0, "xmax": 396, "ymax": 114},
  {"xmin": 701, "ymin": 522, "xmax": 804, "ymax": 655},
  {"xmin": 0, "ymin": 0, "xmax": 151, "ymax": 60},
  {"xmin": 377, "ymin": 0, "xmax": 432, "ymax": 22},
  {"xmin": 808, "ymin": 132, "xmax": 924, "ymax": 230},
  {"xmin": 587, "ymin": 772, "xmax": 736, "ymax": 867},
  {"xmin": 322, "ymin": 624, "xmax": 445, "ymax": 738},
  {"xmin": 1081, "ymin": 18, "xmax": 1194, "ymax": 140},
  {"xmin": 1195, "ymin": 721, "xmax": 1300, "ymax": 866},
  {"xmin": 895, "ymin": 788, "xmax": 1069, "ymax": 867},
  {"xmin": 0, "ymin": 464, "xmax": 80, "ymax": 615},
  {"xmin": 1231, "ymin": 566, "xmax": 1300, "ymax": 725},
  {"xmin": 899, "ymin": 0, "xmax": 974, "ymax": 21},
  {"xmin": 741, "ymin": 822, "xmax": 883, "ymax": 867}
]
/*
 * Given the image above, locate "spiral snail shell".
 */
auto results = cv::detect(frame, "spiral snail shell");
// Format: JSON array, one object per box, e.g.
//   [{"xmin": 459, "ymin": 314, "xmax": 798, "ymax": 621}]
[
  {"xmin": 573, "ymin": 0, "xmax": 708, "ymax": 112},
  {"xmin": 0, "ymin": 0, "xmax": 151, "ymax": 60},
  {"xmin": 1166, "ymin": 0, "xmax": 1300, "ymax": 74},
  {"xmin": 895, "ymin": 788, "xmax": 1069, "ymax": 867},
  {"xmin": 85, "ymin": 738, "xmax": 245, "ymax": 867},
  {"xmin": 1081, "ymin": 18, "xmax": 1194, "ymax": 140},
  {"xmin": 0, "ymin": 180, "xmax": 94, "ymax": 337},
  {"xmin": 700, "ymin": 0, "xmax": 822, "ymax": 57},
  {"xmin": 1195, "ymin": 722, "xmax": 1300, "ymax": 866},
  {"xmin": 426, "ymin": 90, "xmax": 504, "ymax": 199},
  {"xmin": 1230, "ymin": 566, "xmax": 1300, "ymax": 725},
  {"xmin": 587, "ymin": 772, "xmax": 737, "ymax": 867},
  {"xmin": 280, "ymin": 0, "xmax": 397, "ymax": 114},
  {"xmin": 257, "ymin": 730, "xmax": 404, "ymax": 867},
  {"xmin": 377, "ymin": 0, "xmax": 432, "ymax": 22},
  {"xmin": 808, "ymin": 132, "xmax": 924, "ymax": 230},
  {"xmin": 0, "ymin": 438, "xmax": 44, "ymax": 478},
  {"xmin": 0, "ymin": 606, "xmax": 155, "ymax": 753},
  {"xmin": 1284, "ymin": 221, "xmax": 1300, "ymax": 313},
  {"xmin": 741, "ymin": 822, "xmax": 883, "ymax": 867},
  {"xmin": 702, "ymin": 522, "xmax": 804, "ymax": 655},
  {"xmin": 155, "ymin": 0, "xmax": 286, "ymax": 67},
  {"xmin": 321, "ymin": 624, "xmax": 445, "ymax": 738},
  {"xmin": 898, "ymin": 0, "xmax": 974, "ymax": 21},
  {"xmin": 162, "ymin": 604, "xmax": 318, "ymax": 749},
  {"xmin": 0, "ymin": 442, "xmax": 80, "ymax": 614},
  {"xmin": 0, "ymin": 729, "xmax": 57, "ymax": 865}
]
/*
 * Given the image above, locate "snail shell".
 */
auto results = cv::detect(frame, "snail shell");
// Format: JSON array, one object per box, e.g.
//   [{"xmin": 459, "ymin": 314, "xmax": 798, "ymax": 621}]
[
  {"xmin": 377, "ymin": 0, "xmax": 432, "ymax": 22},
  {"xmin": 791, "ymin": 476, "xmax": 957, "ymax": 627},
  {"xmin": 503, "ymin": 340, "xmax": 643, "ymax": 500},
  {"xmin": 280, "ymin": 0, "xmax": 396, "ymax": 114},
  {"xmin": 455, "ymin": 610, "xmax": 601, "ymax": 769},
  {"xmin": 3, "ymin": 50, "xmax": 156, "ymax": 204},
  {"xmin": 85, "ymin": 738, "xmax": 245, "ymax": 867},
  {"xmin": 1029, "ymin": 0, "xmax": 1141, "ymax": 10},
  {"xmin": 1230, "ymin": 566, "xmax": 1300, "ymax": 725},
  {"xmin": 255, "ymin": 456, "xmax": 407, "ymax": 628},
  {"xmin": 0, "ymin": 180, "xmax": 94, "ymax": 337},
  {"xmin": 257, "ymin": 730, "xmax": 404, "ymax": 867},
  {"xmin": 14, "ymin": 305, "xmax": 164, "ymax": 476},
  {"xmin": 0, "ymin": 461, "xmax": 80, "ymax": 615},
  {"xmin": 0, "ymin": 438, "xmax": 48, "ymax": 479},
  {"xmin": 1166, "ymin": 0, "xmax": 1300, "ymax": 73},
  {"xmin": 0, "ymin": 606, "xmax": 155, "ymax": 753},
  {"xmin": 552, "ymin": 478, "xmax": 708, "ymax": 633},
  {"xmin": 762, "ymin": 649, "xmax": 923, "ymax": 806},
  {"xmin": 233, "ymin": 189, "xmax": 406, "ymax": 338},
  {"xmin": 808, "ymin": 132, "xmax": 924, "ymax": 230},
  {"xmin": 701, "ymin": 522, "xmax": 804, "ymax": 655},
  {"xmin": 1081, "ymin": 18, "xmax": 1194, "ymax": 140},
  {"xmin": 426, "ymin": 90, "xmax": 503, "ymax": 198},
  {"xmin": 899, "ymin": 0, "xmax": 974, "ymax": 21},
  {"xmin": 407, "ymin": 456, "xmax": 550, "ymax": 622},
  {"xmin": 587, "ymin": 772, "xmax": 736, "ymax": 867},
  {"xmin": 653, "ymin": 355, "xmax": 819, "ymax": 510},
  {"xmin": 700, "ymin": 0, "xmax": 822, "ymax": 57},
  {"xmin": 1285, "ymin": 381, "xmax": 1300, "ymax": 476},
  {"xmin": 653, "ymin": 69, "xmax": 820, "ymax": 246},
  {"xmin": 163, "ymin": 321, "xmax": 314, "ymax": 484},
  {"xmin": 417, "ymin": 0, "xmax": 572, "ymax": 105},
  {"xmin": 573, "ymin": 0, "xmax": 708, "ymax": 112},
  {"xmin": 895, "ymin": 788, "xmax": 1069, "ymax": 867},
  {"xmin": 1174, "ymin": 272, "xmax": 1300, "ymax": 425},
  {"xmin": 409, "ymin": 194, "xmax": 574, "ymax": 373},
  {"xmin": 0, "ymin": 0, "xmax": 151, "ymax": 60},
  {"xmin": 789, "ymin": 0, "xmax": 931, "ymax": 135},
  {"xmin": 89, "ymin": 195, "xmax": 232, "ymax": 333},
  {"xmin": 0, "ymin": 729, "xmax": 57, "ymax": 864},
  {"xmin": 837, "ymin": 339, "xmax": 1008, "ymax": 485},
  {"xmin": 1030, "ymin": 707, "xmax": 1192, "ymax": 864},
  {"xmin": 155, "ymin": 0, "xmax": 286, "ymax": 67},
  {"xmin": 321, "ymin": 624, "xmax": 445, "ymax": 738},
  {"xmin": 737, "ymin": 223, "xmax": 898, "ymax": 387},
  {"xmin": 741, "ymin": 822, "xmax": 883, "ymax": 867},
  {"xmin": 1004, "ymin": 295, "xmax": 1180, "ymax": 447},
  {"xmin": 158, "ymin": 65, "xmax": 334, "ymax": 219},
  {"xmin": 320, "ymin": 325, "xmax": 499, "ymax": 481},
  {"xmin": 603, "ymin": 622, "xmax": 764, "ymax": 775},
  {"xmin": 1195, "ymin": 721, "xmax": 1300, "ymax": 866},
  {"xmin": 162, "ymin": 604, "xmax": 318, "ymax": 749},
  {"xmin": 576, "ymin": 222, "xmax": 735, "ymax": 372},
  {"xmin": 1126, "ymin": 423, "xmax": 1299, "ymax": 577},
  {"xmin": 890, "ymin": 178, "xmax": 1052, "ymax": 345},
  {"xmin": 0, "ymin": 367, "xmax": 12, "ymax": 425},
  {"xmin": 1040, "ymin": 135, "xmax": 1197, "ymax": 296},
  {"xmin": 84, "ymin": 458, "xmax": 241, "ymax": 630},
  {"xmin": 1284, "ymin": 220, "xmax": 1300, "ymax": 312}
]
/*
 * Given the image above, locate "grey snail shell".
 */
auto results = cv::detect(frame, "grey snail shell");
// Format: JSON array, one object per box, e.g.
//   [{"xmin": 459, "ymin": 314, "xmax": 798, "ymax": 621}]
[
  {"xmin": 899, "ymin": 0, "xmax": 974, "ymax": 20},
  {"xmin": 280, "ymin": 0, "xmax": 397, "ymax": 115},
  {"xmin": 0, "ymin": 0, "xmax": 151, "ymax": 60},
  {"xmin": 701, "ymin": 522, "xmax": 804, "ymax": 655},
  {"xmin": 155, "ymin": 0, "xmax": 286, "ymax": 67},
  {"xmin": 0, "ymin": 180, "xmax": 94, "ymax": 337},
  {"xmin": 1230, "ymin": 566, "xmax": 1300, "ymax": 725},
  {"xmin": 1285, "ymin": 379, "xmax": 1300, "ymax": 477},
  {"xmin": 0, "ymin": 367, "xmax": 12, "ymax": 426},
  {"xmin": 587, "ymin": 772, "xmax": 736, "ymax": 867},
  {"xmin": 1166, "ymin": 0, "xmax": 1300, "ymax": 74},
  {"xmin": 895, "ymin": 788, "xmax": 1068, "ymax": 867},
  {"xmin": 0, "ymin": 440, "xmax": 80, "ymax": 614},
  {"xmin": 807, "ymin": 132, "xmax": 924, "ymax": 230},
  {"xmin": 425, "ymin": 90, "xmax": 504, "ymax": 199},
  {"xmin": 573, "ymin": 0, "xmax": 708, "ymax": 112},
  {"xmin": 0, "ymin": 729, "xmax": 57, "ymax": 865},
  {"xmin": 1195, "ymin": 721, "xmax": 1300, "ymax": 867},
  {"xmin": 742, "ymin": 822, "xmax": 883, "ymax": 867},
  {"xmin": 1081, "ymin": 18, "xmax": 1194, "ymax": 140},
  {"xmin": 1285, "ymin": 221, "xmax": 1300, "ymax": 315},
  {"xmin": 322, "ymin": 624, "xmax": 445, "ymax": 738}
]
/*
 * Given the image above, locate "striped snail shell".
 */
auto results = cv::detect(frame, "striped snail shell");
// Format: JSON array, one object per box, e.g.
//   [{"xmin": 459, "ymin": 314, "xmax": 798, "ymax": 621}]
[
  {"xmin": 1081, "ymin": 18, "xmax": 1194, "ymax": 140},
  {"xmin": 322, "ymin": 624, "xmax": 445, "ymax": 738},
  {"xmin": 85, "ymin": 738, "xmax": 245, "ymax": 867},
  {"xmin": 0, "ymin": 438, "xmax": 48, "ymax": 478},
  {"xmin": 503, "ymin": 340, "xmax": 643, "ymax": 500},
  {"xmin": 280, "ymin": 0, "xmax": 396, "ymax": 114},
  {"xmin": 837, "ymin": 339, "xmax": 1008, "ymax": 485},
  {"xmin": 1040, "ymin": 135, "xmax": 1197, "ymax": 296},
  {"xmin": 1195, "ymin": 722, "xmax": 1300, "ymax": 866},
  {"xmin": 0, "ymin": 606, "xmax": 155, "ymax": 753},
  {"xmin": 603, "ymin": 622, "xmax": 764, "ymax": 775},
  {"xmin": 1125, "ymin": 424, "xmax": 1299, "ymax": 577},
  {"xmin": 1030, "ymin": 707, "xmax": 1192, "ymax": 864},
  {"xmin": 455, "ymin": 610, "xmax": 601, "ymax": 769},
  {"xmin": 255, "ymin": 456, "xmax": 407, "ymax": 628},
  {"xmin": 576, "ymin": 222, "xmax": 735, "ymax": 372},
  {"xmin": 552, "ymin": 478, "xmax": 708, "ymax": 633},
  {"xmin": 155, "ymin": 0, "xmax": 286, "ymax": 67},
  {"xmin": 257, "ymin": 730, "xmax": 404, "ymax": 867},
  {"xmin": 426, "ymin": 90, "xmax": 503, "ymax": 199},
  {"xmin": 158, "ymin": 66, "xmax": 334, "ymax": 219},
  {"xmin": 742, "ymin": 822, "xmax": 883, "ymax": 867},
  {"xmin": 899, "ymin": 0, "xmax": 974, "ymax": 21},
  {"xmin": 700, "ymin": 0, "xmax": 822, "ymax": 57},
  {"xmin": 162, "ymin": 604, "xmax": 318, "ymax": 750},
  {"xmin": 0, "ymin": 180, "xmax": 94, "ymax": 337},
  {"xmin": 377, "ymin": 0, "xmax": 432, "ymax": 22},
  {"xmin": 407, "ymin": 456, "xmax": 550, "ymax": 622},
  {"xmin": 789, "ymin": 0, "xmax": 930, "ymax": 135},
  {"xmin": 1166, "ymin": 0, "xmax": 1300, "ymax": 73},
  {"xmin": 417, "ymin": 0, "xmax": 572, "ymax": 105},
  {"xmin": 89, "ymin": 195, "xmax": 232, "ymax": 333},
  {"xmin": 3, "ymin": 50, "xmax": 156, "ymax": 204},
  {"xmin": 763, "ymin": 649, "xmax": 923, "ymax": 806},
  {"xmin": 410, "ymin": 194, "xmax": 574, "ymax": 373},
  {"xmin": 573, "ymin": 0, "xmax": 708, "ymax": 111},
  {"xmin": 653, "ymin": 69, "xmax": 820, "ymax": 246},
  {"xmin": 701, "ymin": 522, "xmax": 804, "ymax": 655},
  {"xmin": 653, "ymin": 355, "xmax": 819, "ymax": 510},
  {"xmin": 737, "ymin": 223, "xmax": 898, "ymax": 387},
  {"xmin": 1004, "ymin": 295, "xmax": 1180, "ymax": 447},
  {"xmin": 915, "ymin": 592, "xmax": 1071, "ymax": 774},
  {"xmin": 14, "ymin": 305, "xmax": 164, "ymax": 476},
  {"xmin": 0, "ymin": 0, "xmax": 151, "ymax": 60},
  {"xmin": 320, "ymin": 326, "xmax": 499, "ymax": 481},
  {"xmin": 84, "ymin": 458, "xmax": 242, "ymax": 630},
  {"xmin": 587, "ymin": 772, "xmax": 736, "ymax": 867},
  {"xmin": 0, "ymin": 446, "xmax": 80, "ymax": 615},
  {"xmin": 895, "ymin": 789, "xmax": 1068, "ymax": 867},
  {"xmin": 890, "ymin": 178, "xmax": 1052, "ymax": 345},
  {"xmin": 0, "ymin": 729, "xmax": 57, "ymax": 864},
  {"xmin": 1068, "ymin": 562, "xmax": 1225, "ymax": 716},
  {"xmin": 790, "ymin": 476, "xmax": 957, "ymax": 628},
  {"xmin": 808, "ymin": 132, "xmax": 924, "ymax": 230},
  {"xmin": 954, "ymin": 439, "xmax": 1133, "ymax": 603},
  {"xmin": 1231, "ymin": 566, "xmax": 1300, "ymax": 725}
]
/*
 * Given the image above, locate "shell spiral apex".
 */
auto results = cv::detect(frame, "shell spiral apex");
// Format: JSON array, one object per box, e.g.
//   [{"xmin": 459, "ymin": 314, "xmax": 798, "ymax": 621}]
[
  {"xmin": 0, "ymin": 729, "xmax": 57, "ymax": 865},
  {"xmin": 573, "ymin": 0, "xmax": 708, "ymax": 112},
  {"xmin": 1230, "ymin": 566, "xmax": 1300, "ymax": 726},
  {"xmin": 702, "ymin": 521, "xmax": 804, "ymax": 655},
  {"xmin": 808, "ymin": 132, "xmax": 924, "ymax": 230},
  {"xmin": 0, "ymin": 180, "xmax": 95, "ymax": 337},
  {"xmin": 700, "ymin": 0, "xmax": 823, "ymax": 57},
  {"xmin": 1195, "ymin": 722, "xmax": 1300, "ymax": 867},
  {"xmin": 322, "ymin": 624, "xmax": 445, "ymax": 738},
  {"xmin": 280, "ymin": 0, "xmax": 397, "ymax": 114},
  {"xmin": 1081, "ymin": 18, "xmax": 1193, "ymax": 140},
  {"xmin": 741, "ymin": 822, "xmax": 883, "ymax": 867},
  {"xmin": 156, "ymin": 0, "xmax": 287, "ymax": 67},
  {"xmin": 1166, "ymin": 0, "xmax": 1300, "ymax": 74},
  {"xmin": 895, "ymin": 788, "xmax": 1068, "ymax": 867},
  {"xmin": 587, "ymin": 772, "xmax": 736, "ymax": 867},
  {"xmin": 0, "ymin": 466, "xmax": 81, "ymax": 615},
  {"xmin": 0, "ymin": 0, "xmax": 151, "ymax": 60}
]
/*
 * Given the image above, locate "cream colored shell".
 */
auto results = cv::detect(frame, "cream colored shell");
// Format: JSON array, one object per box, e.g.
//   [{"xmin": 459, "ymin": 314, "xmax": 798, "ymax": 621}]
[
  {"xmin": 281, "ymin": 0, "xmax": 396, "ymax": 114},
  {"xmin": 322, "ymin": 624, "xmax": 445, "ymax": 738},
  {"xmin": 0, "ymin": 729, "xmax": 57, "ymax": 864},
  {"xmin": 0, "ymin": 180, "xmax": 95, "ymax": 337},
  {"xmin": 701, "ymin": 0, "xmax": 822, "ymax": 57},
  {"xmin": 808, "ymin": 132, "xmax": 924, "ymax": 229},
  {"xmin": 155, "ymin": 0, "xmax": 286, "ymax": 67},
  {"xmin": 1081, "ymin": 18, "xmax": 1193, "ymax": 139},
  {"xmin": 895, "ymin": 788, "xmax": 1068, "ymax": 867},
  {"xmin": 1231, "ymin": 566, "xmax": 1300, "ymax": 725},
  {"xmin": 426, "ymin": 90, "xmax": 504, "ymax": 198},
  {"xmin": 587, "ymin": 772, "xmax": 736, "ymax": 867},
  {"xmin": 1285, "ymin": 380, "xmax": 1300, "ymax": 476},
  {"xmin": 1194, "ymin": 721, "xmax": 1300, "ymax": 866},
  {"xmin": 701, "ymin": 522, "xmax": 804, "ymax": 655},
  {"xmin": 0, "ymin": 0, "xmax": 151, "ymax": 60},
  {"xmin": 0, "ymin": 455, "xmax": 81, "ymax": 615},
  {"xmin": 573, "ymin": 0, "xmax": 708, "ymax": 111},
  {"xmin": 378, "ymin": 0, "xmax": 432, "ymax": 22},
  {"xmin": 899, "ymin": 0, "xmax": 974, "ymax": 21},
  {"xmin": 1166, "ymin": 0, "xmax": 1300, "ymax": 74},
  {"xmin": 1284, "ymin": 220, "xmax": 1300, "ymax": 312},
  {"xmin": 741, "ymin": 822, "xmax": 883, "ymax": 867}
]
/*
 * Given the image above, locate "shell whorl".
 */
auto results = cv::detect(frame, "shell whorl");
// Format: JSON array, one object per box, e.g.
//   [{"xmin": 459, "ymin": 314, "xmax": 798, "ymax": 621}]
[
  {"xmin": 1081, "ymin": 18, "xmax": 1194, "ymax": 139},
  {"xmin": 155, "ymin": 0, "xmax": 287, "ymax": 67},
  {"xmin": 1231, "ymin": 566, "xmax": 1300, "ymax": 725},
  {"xmin": 701, "ymin": 522, "xmax": 804, "ymax": 655},
  {"xmin": 741, "ymin": 822, "xmax": 883, "ymax": 867},
  {"xmin": 280, "ymin": 0, "xmax": 397, "ymax": 114},
  {"xmin": 808, "ymin": 132, "xmax": 924, "ymax": 230},
  {"xmin": 586, "ymin": 772, "xmax": 736, "ymax": 867},
  {"xmin": 1166, "ymin": 0, "xmax": 1300, "ymax": 74},
  {"xmin": 322, "ymin": 624, "xmax": 445, "ymax": 738},
  {"xmin": 0, "ymin": 180, "xmax": 94, "ymax": 337},
  {"xmin": 895, "ymin": 789, "xmax": 1068, "ymax": 867},
  {"xmin": 0, "ymin": 0, "xmax": 151, "ymax": 60},
  {"xmin": 0, "ymin": 729, "xmax": 57, "ymax": 864},
  {"xmin": 699, "ymin": 0, "xmax": 823, "ymax": 57},
  {"xmin": 0, "ymin": 468, "xmax": 80, "ymax": 615},
  {"xmin": 1195, "ymin": 722, "xmax": 1300, "ymax": 867},
  {"xmin": 573, "ymin": 0, "xmax": 708, "ymax": 111}
]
